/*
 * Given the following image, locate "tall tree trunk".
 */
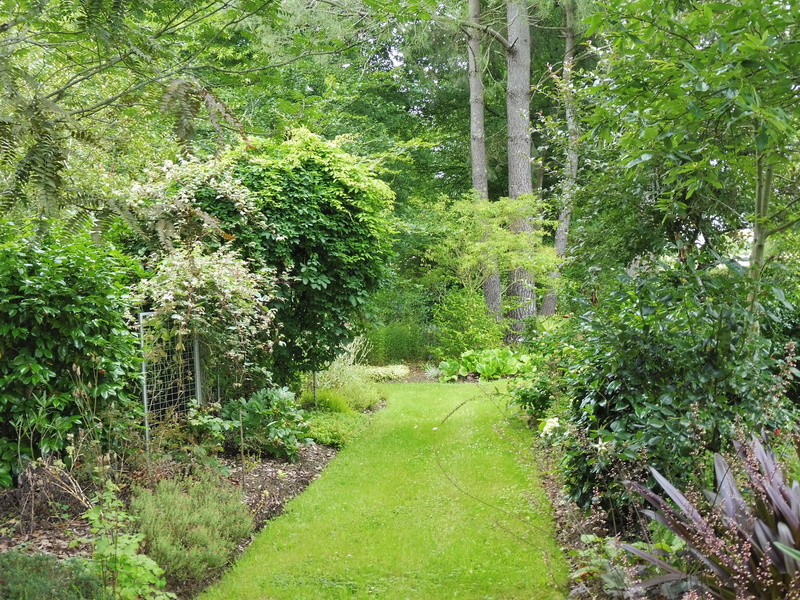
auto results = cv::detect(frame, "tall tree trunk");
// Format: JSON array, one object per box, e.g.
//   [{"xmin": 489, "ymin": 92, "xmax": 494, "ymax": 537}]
[
  {"xmin": 505, "ymin": 0, "xmax": 536, "ymax": 335},
  {"xmin": 748, "ymin": 154, "xmax": 774, "ymax": 283},
  {"xmin": 468, "ymin": 0, "xmax": 503, "ymax": 318},
  {"xmin": 541, "ymin": 0, "xmax": 578, "ymax": 316}
]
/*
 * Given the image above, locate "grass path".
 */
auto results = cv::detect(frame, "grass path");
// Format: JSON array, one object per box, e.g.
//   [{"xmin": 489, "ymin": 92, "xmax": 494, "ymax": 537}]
[{"xmin": 201, "ymin": 383, "xmax": 569, "ymax": 600}]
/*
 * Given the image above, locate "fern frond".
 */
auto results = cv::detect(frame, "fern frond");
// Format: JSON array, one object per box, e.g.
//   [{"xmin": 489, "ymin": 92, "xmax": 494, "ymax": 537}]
[{"xmin": 0, "ymin": 189, "xmax": 16, "ymax": 216}]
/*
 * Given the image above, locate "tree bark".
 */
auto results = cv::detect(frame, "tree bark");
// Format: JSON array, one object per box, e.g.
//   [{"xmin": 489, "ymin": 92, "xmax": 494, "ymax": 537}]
[
  {"xmin": 541, "ymin": 0, "xmax": 578, "ymax": 316},
  {"xmin": 748, "ymin": 154, "xmax": 773, "ymax": 282},
  {"xmin": 467, "ymin": 0, "xmax": 503, "ymax": 318},
  {"xmin": 505, "ymin": 0, "xmax": 536, "ymax": 334}
]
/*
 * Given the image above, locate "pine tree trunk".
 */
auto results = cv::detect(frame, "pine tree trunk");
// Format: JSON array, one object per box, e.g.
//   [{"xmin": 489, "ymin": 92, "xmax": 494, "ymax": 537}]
[
  {"xmin": 468, "ymin": 0, "xmax": 503, "ymax": 318},
  {"xmin": 505, "ymin": 0, "xmax": 535, "ymax": 335}
]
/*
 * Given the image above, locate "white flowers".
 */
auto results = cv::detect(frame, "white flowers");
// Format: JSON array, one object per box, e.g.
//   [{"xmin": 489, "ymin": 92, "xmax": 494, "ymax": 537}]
[{"xmin": 539, "ymin": 417, "xmax": 566, "ymax": 443}]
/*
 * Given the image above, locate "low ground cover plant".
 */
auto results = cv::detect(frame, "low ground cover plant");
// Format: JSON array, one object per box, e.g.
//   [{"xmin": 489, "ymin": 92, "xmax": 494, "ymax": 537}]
[
  {"xmin": 0, "ymin": 551, "xmax": 110, "ymax": 600},
  {"xmin": 439, "ymin": 347, "xmax": 532, "ymax": 381},
  {"xmin": 131, "ymin": 471, "xmax": 253, "ymax": 592},
  {"xmin": 306, "ymin": 411, "xmax": 369, "ymax": 448}
]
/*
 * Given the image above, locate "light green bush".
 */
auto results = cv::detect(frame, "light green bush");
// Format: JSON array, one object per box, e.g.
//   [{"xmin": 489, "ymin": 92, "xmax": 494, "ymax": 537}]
[
  {"xmin": 130, "ymin": 473, "xmax": 253, "ymax": 590},
  {"xmin": 309, "ymin": 337, "xmax": 385, "ymax": 413},
  {"xmin": 307, "ymin": 411, "xmax": 369, "ymax": 448},
  {"xmin": 300, "ymin": 388, "xmax": 354, "ymax": 414},
  {"xmin": 366, "ymin": 321, "xmax": 431, "ymax": 364},
  {"xmin": 432, "ymin": 288, "xmax": 506, "ymax": 359}
]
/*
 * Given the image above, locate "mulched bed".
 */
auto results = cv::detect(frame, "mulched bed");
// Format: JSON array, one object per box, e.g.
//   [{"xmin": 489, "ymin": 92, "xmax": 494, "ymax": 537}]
[{"xmin": 0, "ymin": 442, "xmax": 338, "ymax": 562}]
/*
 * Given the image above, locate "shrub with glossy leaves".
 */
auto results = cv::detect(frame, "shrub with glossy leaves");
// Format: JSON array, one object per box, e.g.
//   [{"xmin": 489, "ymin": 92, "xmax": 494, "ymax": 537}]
[
  {"xmin": 562, "ymin": 255, "xmax": 796, "ymax": 510},
  {"xmin": 0, "ymin": 220, "xmax": 139, "ymax": 487}
]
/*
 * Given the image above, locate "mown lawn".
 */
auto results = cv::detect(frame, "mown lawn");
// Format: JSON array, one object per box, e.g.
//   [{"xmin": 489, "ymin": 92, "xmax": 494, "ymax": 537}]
[{"xmin": 201, "ymin": 382, "xmax": 568, "ymax": 600}]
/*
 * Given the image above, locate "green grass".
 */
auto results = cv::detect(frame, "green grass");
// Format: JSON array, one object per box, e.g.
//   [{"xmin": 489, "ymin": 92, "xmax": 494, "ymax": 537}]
[{"xmin": 201, "ymin": 383, "xmax": 568, "ymax": 600}]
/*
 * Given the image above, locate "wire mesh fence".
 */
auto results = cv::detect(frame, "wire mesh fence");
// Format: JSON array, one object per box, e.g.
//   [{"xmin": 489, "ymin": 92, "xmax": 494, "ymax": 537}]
[{"xmin": 138, "ymin": 312, "xmax": 203, "ymax": 450}]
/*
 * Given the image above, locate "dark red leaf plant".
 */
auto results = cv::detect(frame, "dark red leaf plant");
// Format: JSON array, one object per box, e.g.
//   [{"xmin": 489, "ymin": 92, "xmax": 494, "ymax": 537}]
[{"xmin": 624, "ymin": 437, "xmax": 800, "ymax": 599}]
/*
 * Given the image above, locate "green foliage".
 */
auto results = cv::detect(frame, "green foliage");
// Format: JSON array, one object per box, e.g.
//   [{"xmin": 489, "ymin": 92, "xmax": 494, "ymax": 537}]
[
  {"xmin": 301, "ymin": 389, "xmax": 355, "ymax": 415},
  {"xmin": 306, "ymin": 411, "xmax": 369, "ymax": 448},
  {"xmin": 131, "ymin": 473, "xmax": 253, "ymax": 591},
  {"xmin": 131, "ymin": 131, "xmax": 394, "ymax": 385},
  {"xmin": 579, "ymin": 0, "xmax": 800, "ymax": 275},
  {"xmin": 221, "ymin": 388, "xmax": 310, "ymax": 461},
  {"xmin": 0, "ymin": 220, "xmax": 138, "ymax": 487},
  {"xmin": 223, "ymin": 131, "xmax": 395, "ymax": 380},
  {"xmin": 439, "ymin": 347, "xmax": 531, "ymax": 382},
  {"xmin": 0, "ymin": 551, "xmax": 110, "ymax": 600},
  {"xmin": 136, "ymin": 243, "xmax": 278, "ymax": 396},
  {"xmin": 310, "ymin": 337, "xmax": 384, "ymax": 413},
  {"xmin": 84, "ymin": 482, "xmax": 175, "ymax": 600},
  {"xmin": 184, "ymin": 400, "xmax": 234, "ymax": 452},
  {"xmin": 510, "ymin": 320, "xmax": 574, "ymax": 418},
  {"xmin": 366, "ymin": 321, "xmax": 431, "ymax": 365},
  {"xmin": 0, "ymin": 0, "xmax": 280, "ymax": 219},
  {"xmin": 421, "ymin": 194, "xmax": 556, "ymax": 292},
  {"xmin": 624, "ymin": 438, "xmax": 800, "ymax": 599},
  {"xmin": 562, "ymin": 255, "xmax": 796, "ymax": 509},
  {"xmin": 509, "ymin": 371, "xmax": 556, "ymax": 418},
  {"xmin": 432, "ymin": 288, "xmax": 506, "ymax": 359}
]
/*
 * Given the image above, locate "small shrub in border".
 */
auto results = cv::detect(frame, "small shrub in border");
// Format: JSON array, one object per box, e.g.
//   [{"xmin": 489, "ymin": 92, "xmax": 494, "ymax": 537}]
[
  {"xmin": 432, "ymin": 288, "xmax": 506, "ymax": 359},
  {"xmin": 300, "ymin": 389, "xmax": 355, "ymax": 414},
  {"xmin": 0, "ymin": 551, "xmax": 110, "ymax": 600},
  {"xmin": 221, "ymin": 388, "xmax": 310, "ymax": 461},
  {"xmin": 131, "ymin": 472, "xmax": 253, "ymax": 590},
  {"xmin": 84, "ymin": 481, "xmax": 175, "ymax": 600}
]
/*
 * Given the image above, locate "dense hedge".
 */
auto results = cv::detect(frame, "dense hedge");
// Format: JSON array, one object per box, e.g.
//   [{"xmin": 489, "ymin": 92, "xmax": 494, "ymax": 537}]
[{"xmin": 0, "ymin": 220, "xmax": 139, "ymax": 487}]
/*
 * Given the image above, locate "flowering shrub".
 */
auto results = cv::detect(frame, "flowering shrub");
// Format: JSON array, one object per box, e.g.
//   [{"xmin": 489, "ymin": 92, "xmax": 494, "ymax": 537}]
[
  {"xmin": 135, "ymin": 243, "xmax": 278, "ymax": 395},
  {"xmin": 129, "ymin": 130, "xmax": 395, "ymax": 385}
]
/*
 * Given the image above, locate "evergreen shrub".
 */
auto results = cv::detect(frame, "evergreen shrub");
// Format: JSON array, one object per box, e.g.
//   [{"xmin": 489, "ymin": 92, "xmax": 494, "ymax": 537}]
[
  {"xmin": 130, "ymin": 473, "xmax": 253, "ymax": 589},
  {"xmin": 0, "ymin": 551, "xmax": 109, "ymax": 600},
  {"xmin": 0, "ymin": 220, "xmax": 139, "ymax": 488},
  {"xmin": 562, "ymin": 256, "xmax": 797, "ymax": 511}
]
